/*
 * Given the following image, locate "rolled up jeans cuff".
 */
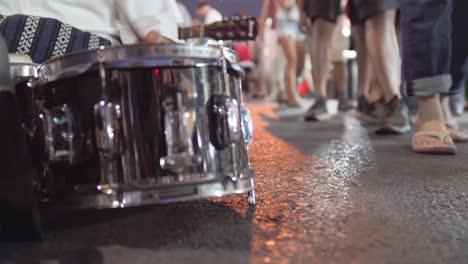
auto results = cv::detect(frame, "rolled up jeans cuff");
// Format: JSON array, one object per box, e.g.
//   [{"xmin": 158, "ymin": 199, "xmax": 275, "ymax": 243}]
[{"xmin": 405, "ymin": 74, "xmax": 452, "ymax": 97}]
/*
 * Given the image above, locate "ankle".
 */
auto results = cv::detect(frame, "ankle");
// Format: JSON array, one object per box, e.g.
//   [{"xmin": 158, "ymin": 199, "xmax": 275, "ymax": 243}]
[{"xmin": 386, "ymin": 95, "xmax": 400, "ymax": 110}]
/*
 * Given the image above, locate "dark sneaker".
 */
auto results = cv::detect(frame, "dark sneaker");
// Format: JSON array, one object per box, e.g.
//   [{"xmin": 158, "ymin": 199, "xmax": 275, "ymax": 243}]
[
  {"xmin": 357, "ymin": 95, "xmax": 370, "ymax": 114},
  {"xmin": 358, "ymin": 98, "xmax": 387, "ymax": 126},
  {"xmin": 375, "ymin": 98, "xmax": 411, "ymax": 135},
  {"xmin": 371, "ymin": 100, "xmax": 390, "ymax": 120},
  {"xmin": 338, "ymin": 98, "xmax": 356, "ymax": 112},
  {"xmin": 305, "ymin": 98, "xmax": 329, "ymax": 121}
]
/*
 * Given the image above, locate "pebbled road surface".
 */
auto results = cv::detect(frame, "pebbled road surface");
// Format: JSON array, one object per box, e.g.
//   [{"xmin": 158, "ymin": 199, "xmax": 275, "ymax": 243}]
[{"xmin": 1, "ymin": 103, "xmax": 468, "ymax": 264}]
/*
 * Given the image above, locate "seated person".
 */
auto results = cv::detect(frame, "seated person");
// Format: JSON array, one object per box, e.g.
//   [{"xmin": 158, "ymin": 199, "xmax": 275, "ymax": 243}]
[{"xmin": 0, "ymin": 0, "xmax": 183, "ymax": 63}]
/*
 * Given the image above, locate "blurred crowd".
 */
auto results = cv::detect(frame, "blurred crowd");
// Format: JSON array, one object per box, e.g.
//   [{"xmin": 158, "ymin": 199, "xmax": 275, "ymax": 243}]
[{"xmin": 188, "ymin": 0, "xmax": 468, "ymax": 155}]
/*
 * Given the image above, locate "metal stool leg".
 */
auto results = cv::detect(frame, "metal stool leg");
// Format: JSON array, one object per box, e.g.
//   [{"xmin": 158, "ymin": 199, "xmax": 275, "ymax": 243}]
[{"xmin": 247, "ymin": 178, "xmax": 256, "ymax": 205}]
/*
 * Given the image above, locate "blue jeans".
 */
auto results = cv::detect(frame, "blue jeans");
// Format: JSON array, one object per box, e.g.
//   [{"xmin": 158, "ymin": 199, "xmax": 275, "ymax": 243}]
[
  {"xmin": 448, "ymin": 0, "xmax": 468, "ymax": 97},
  {"xmin": 400, "ymin": 0, "xmax": 453, "ymax": 97}
]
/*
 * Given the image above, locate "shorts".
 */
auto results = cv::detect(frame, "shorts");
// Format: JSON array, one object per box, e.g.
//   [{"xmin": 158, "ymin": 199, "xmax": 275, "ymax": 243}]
[
  {"xmin": 276, "ymin": 19, "xmax": 301, "ymax": 39},
  {"xmin": 348, "ymin": 0, "xmax": 399, "ymax": 24},
  {"xmin": 304, "ymin": 0, "xmax": 342, "ymax": 22}
]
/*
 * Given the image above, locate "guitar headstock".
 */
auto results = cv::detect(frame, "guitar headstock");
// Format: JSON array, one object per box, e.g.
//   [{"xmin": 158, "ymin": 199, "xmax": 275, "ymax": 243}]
[
  {"xmin": 209, "ymin": 16, "xmax": 258, "ymax": 40},
  {"xmin": 179, "ymin": 16, "xmax": 258, "ymax": 41}
]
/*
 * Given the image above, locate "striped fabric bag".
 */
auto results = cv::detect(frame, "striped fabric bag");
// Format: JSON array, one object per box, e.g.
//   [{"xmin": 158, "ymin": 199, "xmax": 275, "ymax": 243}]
[{"xmin": 0, "ymin": 14, "xmax": 112, "ymax": 63}]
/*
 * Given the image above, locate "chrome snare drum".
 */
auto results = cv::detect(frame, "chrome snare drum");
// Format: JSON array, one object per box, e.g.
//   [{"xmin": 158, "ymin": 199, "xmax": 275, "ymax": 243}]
[{"xmin": 34, "ymin": 44, "xmax": 255, "ymax": 209}]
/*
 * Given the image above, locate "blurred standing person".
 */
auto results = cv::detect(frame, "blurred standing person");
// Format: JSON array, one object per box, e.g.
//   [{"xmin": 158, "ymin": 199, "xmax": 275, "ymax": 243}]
[
  {"xmin": 299, "ymin": 0, "xmax": 341, "ymax": 121},
  {"xmin": 234, "ymin": 11, "xmax": 264, "ymax": 98},
  {"xmin": 330, "ymin": 14, "xmax": 355, "ymax": 111},
  {"xmin": 196, "ymin": 1, "xmax": 223, "ymax": 24},
  {"xmin": 256, "ymin": 16, "xmax": 281, "ymax": 101},
  {"xmin": 401, "ymin": 0, "xmax": 468, "ymax": 154},
  {"xmin": 259, "ymin": 0, "xmax": 302, "ymax": 107},
  {"xmin": 347, "ymin": 0, "xmax": 410, "ymax": 134}
]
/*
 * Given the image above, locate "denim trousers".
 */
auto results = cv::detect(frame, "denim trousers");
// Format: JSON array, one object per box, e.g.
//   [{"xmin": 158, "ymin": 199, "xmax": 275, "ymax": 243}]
[
  {"xmin": 400, "ymin": 0, "xmax": 453, "ymax": 97},
  {"xmin": 449, "ymin": 0, "xmax": 468, "ymax": 97}
]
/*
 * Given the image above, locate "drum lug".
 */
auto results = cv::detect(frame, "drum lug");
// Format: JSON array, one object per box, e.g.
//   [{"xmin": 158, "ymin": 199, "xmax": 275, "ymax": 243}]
[
  {"xmin": 160, "ymin": 154, "xmax": 202, "ymax": 174},
  {"xmin": 161, "ymin": 87, "xmax": 199, "ymax": 174},
  {"xmin": 207, "ymin": 95, "xmax": 241, "ymax": 150},
  {"xmin": 247, "ymin": 178, "xmax": 256, "ymax": 205},
  {"xmin": 94, "ymin": 100, "xmax": 123, "ymax": 186},
  {"xmin": 94, "ymin": 100, "xmax": 122, "ymax": 157},
  {"xmin": 39, "ymin": 104, "xmax": 78, "ymax": 164}
]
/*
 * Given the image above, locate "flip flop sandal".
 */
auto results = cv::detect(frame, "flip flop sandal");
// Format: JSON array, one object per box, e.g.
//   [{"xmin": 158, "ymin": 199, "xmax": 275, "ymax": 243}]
[
  {"xmin": 412, "ymin": 130, "xmax": 457, "ymax": 155},
  {"xmin": 414, "ymin": 118, "xmax": 468, "ymax": 143}
]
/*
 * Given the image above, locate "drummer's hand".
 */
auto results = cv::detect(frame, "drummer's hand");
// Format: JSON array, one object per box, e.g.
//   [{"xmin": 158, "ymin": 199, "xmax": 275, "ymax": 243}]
[{"xmin": 137, "ymin": 31, "xmax": 172, "ymax": 44}]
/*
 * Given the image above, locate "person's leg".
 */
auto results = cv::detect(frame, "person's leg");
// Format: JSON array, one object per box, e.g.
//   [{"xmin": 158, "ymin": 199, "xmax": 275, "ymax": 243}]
[
  {"xmin": 349, "ymin": 1, "xmax": 372, "ymax": 101},
  {"xmin": 302, "ymin": 33, "xmax": 315, "ymax": 95},
  {"xmin": 352, "ymin": 25, "xmax": 372, "ymax": 99},
  {"xmin": 334, "ymin": 61, "xmax": 356, "ymax": 111},
  {"xmin": 303, "ymin": 0, "xmax": 340, "ymax": 121},
  {"xmin": 351, "ymin": 1, "xmax": 392, "ymax": 124},
  {"xmin": 310, "ymin": 18, "xmax": 335, "ymax": 99},
  {"xmin": 303, "ymin": 18, "xmax": 336, "ymax": 120},
  {"xmin": 278, "ymin": 35, "xmax": 300, "ymax": 107},
  {"xmin": 355, "ymin": 0, "xmax": 410, "ymax": 134},
  {"xmin": 333, "ymin": 62, "xmax": 347, "ymax": 98},
  {"xmin": 364, "ymin": 10, "xmax": 401, "ymax": 102},
  {"xmin": 296, "ymin": 39, "xmax": 306, "ymax": 78},
  {"xmin": 401, "ymin": 0, "xmax": 455, "ymax": 153}
]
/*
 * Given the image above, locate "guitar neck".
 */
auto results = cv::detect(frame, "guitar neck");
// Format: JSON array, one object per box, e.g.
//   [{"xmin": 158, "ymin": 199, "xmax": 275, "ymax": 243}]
[
  {"xmin": 178, "ymin": 26, "xmax": 203, "ymax": 40},
  {"xmin": 178, "ymin": 18, "xmax": 258, "ymax": 41}
]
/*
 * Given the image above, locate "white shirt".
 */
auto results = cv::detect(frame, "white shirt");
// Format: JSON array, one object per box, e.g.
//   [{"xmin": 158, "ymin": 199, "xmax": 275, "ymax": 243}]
[
  {"xmin": 0, "ymin": 0, "xmax": 184, "ymax": 44},
  {"xmin": 276, "ymin": 2, "xmax": 300, "ymax": 23},
  {"xmin": 176, "ymin": 2, "xmax": 192, "ymax": 27},
  {"xmin": 204, "ymin": 8, "xmax": 223, "ymax": 24}
]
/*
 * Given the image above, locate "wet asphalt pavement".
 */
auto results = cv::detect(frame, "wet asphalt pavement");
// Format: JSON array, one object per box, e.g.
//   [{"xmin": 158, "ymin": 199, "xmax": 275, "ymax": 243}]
[{"xmin": 1, "ymin": 103, "xmax": 468, "ymax": 264}]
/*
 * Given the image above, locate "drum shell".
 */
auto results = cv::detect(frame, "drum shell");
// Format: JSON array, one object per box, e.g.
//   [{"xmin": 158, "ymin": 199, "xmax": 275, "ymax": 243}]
[
  {"xmin": 34, "ymin": 65, "xmax": 252, "ymax": 206},
  {"xmin": 28, "ymin": 44, "xmax": 254, "ymax": 208}
]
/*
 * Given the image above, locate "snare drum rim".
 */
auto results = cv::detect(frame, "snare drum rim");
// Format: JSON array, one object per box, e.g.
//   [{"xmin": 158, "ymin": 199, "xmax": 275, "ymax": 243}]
[{"xmin": 38, "ymin": 43, "xmax": 224, "ymax": 84}]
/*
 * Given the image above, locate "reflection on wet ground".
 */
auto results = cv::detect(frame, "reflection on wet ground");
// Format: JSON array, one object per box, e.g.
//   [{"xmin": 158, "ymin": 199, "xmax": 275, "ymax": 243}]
[{"xmin": 1, "ymin": 103, "xmax": 468, "ymax": 264}]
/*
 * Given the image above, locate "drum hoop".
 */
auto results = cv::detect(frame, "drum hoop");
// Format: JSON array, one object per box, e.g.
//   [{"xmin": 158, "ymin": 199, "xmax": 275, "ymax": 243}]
[
  {"xmin": 228, "ymin": 63, "xmax": 245, "ymax": 79},
  {"xmin": 38, "ymin": 44, "xmax": 223, "ymax": 83},
  {"xmin": 10, "ymin": 63, "xmax": 39, "ymax": 79}
]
